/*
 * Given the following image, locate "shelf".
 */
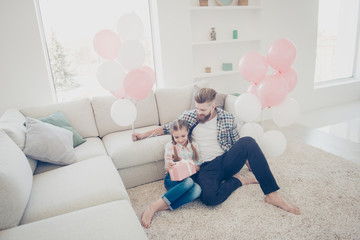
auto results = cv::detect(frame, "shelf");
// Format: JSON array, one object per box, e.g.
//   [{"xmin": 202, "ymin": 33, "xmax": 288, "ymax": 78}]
[
  {"xmin": 194, "ymin": 70, "xmax": 240, "ymax": 79},
  {"xmin": 190, "ymin": 6, "xmax": 261, "ymax": 11},
  {"xmin": 192, "ymin": 38, "xmax": 260, "ymax": 46}
]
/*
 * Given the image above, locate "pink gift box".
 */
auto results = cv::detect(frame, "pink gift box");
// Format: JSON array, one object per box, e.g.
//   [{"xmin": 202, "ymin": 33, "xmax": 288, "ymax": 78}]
[{"xmin": 169, "ymin": 160, "xmax": 196, "ymax": 181}]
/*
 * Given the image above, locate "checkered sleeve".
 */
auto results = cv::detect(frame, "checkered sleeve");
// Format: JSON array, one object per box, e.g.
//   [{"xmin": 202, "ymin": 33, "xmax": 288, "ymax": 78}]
[{"xmin": 162, "ymin": 110, "xmax": 197, "ymax": 134}]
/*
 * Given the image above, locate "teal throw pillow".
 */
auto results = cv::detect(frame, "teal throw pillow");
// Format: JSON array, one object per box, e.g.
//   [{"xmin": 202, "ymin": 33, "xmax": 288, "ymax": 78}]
[{"xmin": 39, "ymin": 111, "xmax": 86, "ymax": 147}]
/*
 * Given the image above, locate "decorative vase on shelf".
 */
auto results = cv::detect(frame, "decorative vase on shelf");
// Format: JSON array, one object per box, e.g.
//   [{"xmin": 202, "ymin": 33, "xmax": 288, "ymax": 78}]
[
  {"xmin": 199, "ymin": 0, "xmax": 208, "ymax": 6},
  {"xmin": 238, "ymin": 0, "xmax": 248, "ymax": 6}
]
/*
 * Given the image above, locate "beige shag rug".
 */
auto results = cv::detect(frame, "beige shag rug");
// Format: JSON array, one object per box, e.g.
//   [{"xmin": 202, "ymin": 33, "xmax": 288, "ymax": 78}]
[{"xmin": 127, "ymin": 142, "xmax": 360, "ymax": 240}]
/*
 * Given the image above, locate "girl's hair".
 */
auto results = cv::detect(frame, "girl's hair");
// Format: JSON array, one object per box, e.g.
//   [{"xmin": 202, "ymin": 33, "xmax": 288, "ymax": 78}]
[{"xmin": 170, "ymin": 119, "xmax": 199, "ymax": 162}]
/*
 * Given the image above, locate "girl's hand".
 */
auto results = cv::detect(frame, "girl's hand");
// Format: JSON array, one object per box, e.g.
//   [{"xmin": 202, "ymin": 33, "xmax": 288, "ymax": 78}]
[
  {"xmin": 165, "ymin": 160, "xmax": 176, "ymax": 172},
  {"xmin": 195, "ymin": 165, "xmax": 200, "ymax": 172}
]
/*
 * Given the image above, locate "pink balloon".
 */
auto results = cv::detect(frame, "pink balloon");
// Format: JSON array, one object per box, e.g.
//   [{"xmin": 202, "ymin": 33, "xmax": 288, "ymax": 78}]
[
  {"xmin": 110, "ymin": 88, "xmax": 127, "ymax": 99},
  {"xmin": 123, "ymin": 69, "xmax": 153, "ymax": 101},
  {"xmin": 267, "ymin": 38, "xmax": 296, "ymax": 72},
  {"xmin": 247, "ymin": 83, "xmax": 267, "ymax": 109},
  {"xmin": 279, "ymin": 67, "xmax": 298, "ymax": 92},
  {"xmin": 239, "ymin": 52, "xmax": 268, "ymax": 84},
  {"xmin": 247, "ymin": 83, "xmax": 258, "ymax": 96},
  {"xmin": 139, "ymin": 66, "xmax": 156, "ymax": 86},
  {"xmin": 257, "ymin": 74, "xmax": 288, "ymax": 107},
  {"xmin": 93, "ymin": 30, "xmax": 121, "ymax": 60}
]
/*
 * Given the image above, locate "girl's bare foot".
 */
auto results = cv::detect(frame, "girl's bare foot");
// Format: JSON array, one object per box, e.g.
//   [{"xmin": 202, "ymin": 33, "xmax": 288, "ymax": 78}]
[
  {"xmin": 141, "ymin": 198, "xmax": 169, "ymax": 228},
  {"xmin": 233, "ymin": 173, "xmax": 258, "ymax": 185},
  {"xmin": 141, "ymin": 206, "xmax": 155, "ymax": 228},
  {"xmin": 265, "ymin": 192, "xmax": 301, "ymax": 215}
]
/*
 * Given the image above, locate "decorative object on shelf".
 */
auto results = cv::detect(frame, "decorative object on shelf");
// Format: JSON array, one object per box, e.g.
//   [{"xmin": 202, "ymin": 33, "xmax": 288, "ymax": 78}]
[
  {"xmin": 238, "ymin": 0, "xmax": 248, "ymax": 6},
  {"xmin": 222, "ymin": 63, "xmax": 233, "ymax": 71},
  {"xmin": 205, "ymin": 67, "xmax": 212, "ymax": 73},
  {"xmin": 210, "ymin": 27, "xmax": 216, "ymax": 41},
  {"xmin": 216, "ymin": 0, "xmax": 234, "ymax": 6},
  {"xmin": 232, "ymin": 30, "xmax": 238, "ymax": 39},
  {"xmin": 199, "ymin": 0, "xmax": 208, "ymax": 6}
]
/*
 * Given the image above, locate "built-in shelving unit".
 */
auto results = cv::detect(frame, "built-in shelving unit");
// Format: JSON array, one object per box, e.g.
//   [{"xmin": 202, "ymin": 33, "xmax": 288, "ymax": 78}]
[{"xmin": 190, "ymin": 0, "xmax": 262, "ymax": 82}]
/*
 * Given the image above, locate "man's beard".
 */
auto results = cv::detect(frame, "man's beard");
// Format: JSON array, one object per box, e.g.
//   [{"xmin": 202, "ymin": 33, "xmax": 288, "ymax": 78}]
[{"xmin": 197, "ymin": 112, "xmax": 211, "ymax": 123}]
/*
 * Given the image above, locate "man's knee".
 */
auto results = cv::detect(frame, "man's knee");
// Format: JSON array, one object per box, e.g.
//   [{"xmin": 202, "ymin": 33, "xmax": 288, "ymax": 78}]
[
  {"xmin": 235, "ymin": 136, "xmax": 258, "ymax": 150},
  {"xmin": 200, "ymin": 190, "xmax": 221, "ymax": 206}
]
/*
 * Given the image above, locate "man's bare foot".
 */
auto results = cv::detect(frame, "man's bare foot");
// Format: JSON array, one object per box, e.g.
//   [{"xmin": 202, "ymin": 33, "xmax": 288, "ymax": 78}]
[
  {"xmin": 141, "ymin": 206, "xmax": 155, "ymax": 229},
  {"xmin": 265, "ymin": 192, "xmax": 301, "ymax": 215},
  {"xmin": 233, "ymin": 173, "xmax": 258, "ymax": 185}
]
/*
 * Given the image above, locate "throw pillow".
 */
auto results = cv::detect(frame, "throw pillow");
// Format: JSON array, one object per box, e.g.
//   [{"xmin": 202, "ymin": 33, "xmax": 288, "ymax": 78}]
[
  {"xmin": 23, "ymin": 117, "xmax": 77, "ymax": 165},
  {"xmin": 190, "ymin": 85, "xmax": 227, "ymax": 110},
  {"xmin": 0, "ymin": 130, "xmax": 33, "ymax": 230},
  {"xmin": 39, "ymin": 111, "xmax": 86, "ymax": 147}
]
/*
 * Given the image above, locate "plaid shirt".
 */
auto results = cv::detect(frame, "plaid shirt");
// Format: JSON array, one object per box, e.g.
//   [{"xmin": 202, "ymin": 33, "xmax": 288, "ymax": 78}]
[{"xmin": 163, "ymin": 108, "xmax": 240, "ymax": 152}]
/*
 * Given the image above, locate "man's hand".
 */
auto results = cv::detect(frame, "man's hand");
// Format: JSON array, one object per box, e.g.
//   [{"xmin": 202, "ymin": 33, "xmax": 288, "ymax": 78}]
[{"xmin": 132, "ymin": 132, "xmax": 147, "ymax": 141}]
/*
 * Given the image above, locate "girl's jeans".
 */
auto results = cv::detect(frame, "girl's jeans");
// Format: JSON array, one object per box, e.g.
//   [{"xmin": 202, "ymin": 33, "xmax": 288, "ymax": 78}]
[{"xmin": 162, "ymin": 173, "xmax": 201, "ymax": 210}]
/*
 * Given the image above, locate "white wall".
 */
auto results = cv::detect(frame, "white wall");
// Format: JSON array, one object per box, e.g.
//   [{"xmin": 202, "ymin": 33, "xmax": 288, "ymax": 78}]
[
  {"xmin": 0, "ymin": 0, "xmax": 359, "ymax": 115},
  {"xmin": 0, "ymin": 0, "xmax": 55, "ymax": 115},
  {"xmin": 259, "ymin": 0, "xmax": 360, "ymax": 112},
  {"xmin": 156, "ymin": 0, "xmax": 193, "ymax": 87}
]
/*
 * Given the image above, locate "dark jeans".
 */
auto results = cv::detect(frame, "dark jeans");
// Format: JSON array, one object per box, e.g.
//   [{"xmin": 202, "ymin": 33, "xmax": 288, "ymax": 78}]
[{"xmin": 197, "ymin": 136, "xmax": 279, "ymax": 206}]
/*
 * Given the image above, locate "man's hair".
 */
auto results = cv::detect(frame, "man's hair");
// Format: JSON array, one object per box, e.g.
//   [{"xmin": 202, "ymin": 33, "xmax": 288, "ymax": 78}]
[{"xmin": 194, "ymin": 88, "xmax": 217, "ymax": 104}]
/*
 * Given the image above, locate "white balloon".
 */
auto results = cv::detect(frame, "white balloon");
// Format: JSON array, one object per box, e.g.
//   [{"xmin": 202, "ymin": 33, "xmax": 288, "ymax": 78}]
[
  {"xmin": 272, "ymin": 97, "xmax": 300, "ymax": 127},
  {"xmin": 234, "ymin": 93, "xmax": 262, "ymax": 123},
  {"xmin": 117, "ymin": 13, "xmax": 144, "ymax": 41},
  {"xmin": 240, "ymin": 122, "xmax": 264, "ymax": 143},
  {"xmin": 96, "ymin": 61, "xmax": 126, "ymax": 92},
  {"xmin": 117, "ymin": 40, "xmax": 145, "ymax": 71},
  {"xmin": 260, "ymin": 130, "xmax": 287, "ymax": 157},
  {"xmin": 110, "ymin": 99, "xmax": 137, "ymax": 126}
]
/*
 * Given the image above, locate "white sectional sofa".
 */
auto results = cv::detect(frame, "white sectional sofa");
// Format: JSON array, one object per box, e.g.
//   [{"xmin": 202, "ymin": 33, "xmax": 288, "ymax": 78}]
[{"xmin": 0, "ymin": 81, "xmax": 238, "ymax": 239}]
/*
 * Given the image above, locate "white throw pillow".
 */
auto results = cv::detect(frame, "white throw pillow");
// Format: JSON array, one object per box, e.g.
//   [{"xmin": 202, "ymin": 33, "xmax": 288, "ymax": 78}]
[
  {"xmin": 23, "ymin": 117, "xmax": 77, "ymax": 165},
  {"xmin": 0, "ymin": 130, "xmax": 33, "ymax": 230}
]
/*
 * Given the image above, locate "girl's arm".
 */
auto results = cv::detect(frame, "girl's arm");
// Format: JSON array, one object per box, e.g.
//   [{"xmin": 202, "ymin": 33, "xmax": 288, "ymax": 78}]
[{"xmin": 164, "ymin": 142, "xmax": 175, "ymax": 172}]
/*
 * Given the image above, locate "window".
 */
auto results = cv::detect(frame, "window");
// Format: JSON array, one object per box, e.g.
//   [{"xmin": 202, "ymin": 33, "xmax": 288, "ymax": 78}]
[
  {"xmin": 315, "ymin": 0, "xmax": 360, "ymax": 83},
  {"xmin": 37, "ymin": 0, "xmax": 156, "ymax": 102}
]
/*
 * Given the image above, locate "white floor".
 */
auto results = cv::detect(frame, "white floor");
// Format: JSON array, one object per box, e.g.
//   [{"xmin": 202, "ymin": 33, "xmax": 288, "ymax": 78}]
[
  {"xmin": 297, "ymin": 100, "xmax": 360, "ymax": 144},
  {"xmin": 294, "ymin": 100, "xmax": 360, "ymax": 163}
]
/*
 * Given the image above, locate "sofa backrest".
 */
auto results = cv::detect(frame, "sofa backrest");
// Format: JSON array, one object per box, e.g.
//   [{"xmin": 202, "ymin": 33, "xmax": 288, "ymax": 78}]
[
  {"xmin": 155, "ymin": 81, "xmax": 209, "ymax": 125},
  {"xmin": 91, "ymin": 92, "xmax": 159, "ymax": 137},
  {"xmin": 20, "ymin": 98, "xmax": 98, "ymax": 138}
]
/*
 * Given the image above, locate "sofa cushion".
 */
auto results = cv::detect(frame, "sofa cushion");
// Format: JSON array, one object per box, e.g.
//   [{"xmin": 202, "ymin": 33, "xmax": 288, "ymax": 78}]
[
  {"xmin": 0, "ymin": 109, "xmax": 27, "ymax": 149},
  {"xmin": 0, "ymin": 109, "xmax": 38, "ymax": 173},
  {"xmin": 23, "ymin": 117, "xmax": 77, "ymax": 165},
  {"xmin": 0, "ymin": 201, "xmax": 148, "ymax": 240},
  {"xmin": 0, "ymin": 130, "xmax": 33, "ymax": 230},
  {"xmin": 102, "ymin": 125, "xmax": 171, "ymax": 169},
  {"xmin": 91, "ymin": 92, "xmax": 159, "ymax": 137},
  {"xmin": 34, "ymin": 137, "xmax": 108, "ymax": 175},
  {"xmin": 20, "ymin": 156, "xmax": 129, "ymax": 224},
  {"xmin": 20, "ymin": 98, "xmax": 99, "ymax": 138},
  {"xmin": 39, "ymin": 111, "xmax": 86, "ymax": 147},
  {"xmin": 155, "ymin": 80, "xmax": 209, "ymax": 125}
]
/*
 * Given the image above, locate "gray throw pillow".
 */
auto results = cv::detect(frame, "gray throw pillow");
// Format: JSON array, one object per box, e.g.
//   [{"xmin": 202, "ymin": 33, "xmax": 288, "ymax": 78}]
[
  {"xmin": 190, "ymin": 85, "xmax": 227, "ymax": 110},
  {"xmin": 23, "ymin": 117, "xmax": 77, "ymax": 165},
  {"xmin": 39, "ymin": 111, "xmax": 86, "ymax": 147}
]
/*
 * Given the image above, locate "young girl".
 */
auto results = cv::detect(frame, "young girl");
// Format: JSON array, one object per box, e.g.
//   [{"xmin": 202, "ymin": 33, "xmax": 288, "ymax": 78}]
[{"xmin": 141, "ymin": 119, "xmax": 201, "ymax": 228}]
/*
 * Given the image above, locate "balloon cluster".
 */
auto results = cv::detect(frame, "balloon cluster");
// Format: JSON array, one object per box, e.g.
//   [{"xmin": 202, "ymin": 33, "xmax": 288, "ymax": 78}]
[
  {"xmin": 93, "ymin": 13, "xmax": 155, "ymax": 127},
  {"xmin": 235, "ymin": 38, "xmax": 300, "ymax": 157}
]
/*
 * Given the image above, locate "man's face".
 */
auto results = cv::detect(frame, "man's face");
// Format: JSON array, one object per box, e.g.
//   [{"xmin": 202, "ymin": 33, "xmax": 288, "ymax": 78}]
[{"xmin": 195, "ymin": 101, "xmax": 215, "ymax": 123}]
